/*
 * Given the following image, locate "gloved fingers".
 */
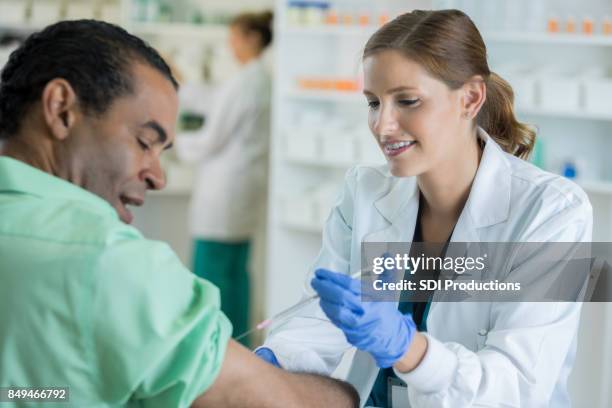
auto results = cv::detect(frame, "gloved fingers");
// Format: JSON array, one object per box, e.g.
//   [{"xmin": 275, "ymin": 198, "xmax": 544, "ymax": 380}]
[
  {"xmin": 254, "ymin": 347, "xmax": 282, "ymax": 368},
  {"xmin": 319, "ymin": 298, "xmax": 360, "ymax": 327},
  {"xmin": 311, "ymin": 276, "xmax": 363, "ymax": 312},
  {"xmin": 379, "ymin": 253, "xmax": 402, "ymax": 284},
  {"xmin": 314, "ymin": 268, "xmax": 361, "ymax": 294}
]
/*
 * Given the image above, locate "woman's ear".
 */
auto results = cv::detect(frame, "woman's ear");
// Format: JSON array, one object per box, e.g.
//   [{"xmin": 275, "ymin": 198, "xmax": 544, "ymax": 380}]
[
  {"xmin": 248, "ymin": 31, "xmax": 264, "ymax": 53},
  {"xmin": 41, "ymin": 78, "xmax": 78, "ymax": 141},
  {"xmin": 461, "ymin": 75, "xmax": 486, "ymax": 120}
]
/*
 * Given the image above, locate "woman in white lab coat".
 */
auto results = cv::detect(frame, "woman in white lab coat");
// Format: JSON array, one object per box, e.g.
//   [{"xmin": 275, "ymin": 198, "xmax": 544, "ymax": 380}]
[
  {"xmin": 175, "ymin": 11, "xmax": 272, "ymax": 347},
  {"xmin": 255, "ymin": 9, "xmax": 592, "ymax": 407}
]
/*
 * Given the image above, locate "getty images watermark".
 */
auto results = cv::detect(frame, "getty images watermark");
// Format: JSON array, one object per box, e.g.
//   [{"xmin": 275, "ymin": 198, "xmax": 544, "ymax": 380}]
[{"xmin": 360, "ymin": 242, "xmax": 610, "ymax": 302}]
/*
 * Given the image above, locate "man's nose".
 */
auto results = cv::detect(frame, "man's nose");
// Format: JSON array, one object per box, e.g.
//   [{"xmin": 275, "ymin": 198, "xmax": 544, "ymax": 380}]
[{"xmin": 143, "ymin": 158, "xmax": 166, "ymax": 190}]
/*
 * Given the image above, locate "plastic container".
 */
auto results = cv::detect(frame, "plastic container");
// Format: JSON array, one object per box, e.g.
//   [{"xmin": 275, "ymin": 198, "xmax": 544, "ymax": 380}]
[
  {"xmin": 496, "ymin": 64, "xmax": 537, "ymax": 110},
  {"xmin": 582, "ymin": 17, "xmax": 594, "ymax": 35},
  {"xmin": 537, "ymin": 68, "xmax": 581, "ymax": 112},
  {"xmin": 562, "ymin": 160, "xmax": 577, "ymax": 179},
  {"xmin": 582, "ymin": 70, "xmax": 612, "ymax": 115},
  {"xmin": 304, "ymin": 2, "xmax": 329, "ymax": 26},
  {"xmin": 565, "ymin": 16, "xmax": 577, "ymax": 33},
  {"xmin": 287, "ymin": 1, "xmax": 306, "ymax": 26},
  {"xmin": 603, "ymin": 16, "xmax": 612, "ymax": 35}
]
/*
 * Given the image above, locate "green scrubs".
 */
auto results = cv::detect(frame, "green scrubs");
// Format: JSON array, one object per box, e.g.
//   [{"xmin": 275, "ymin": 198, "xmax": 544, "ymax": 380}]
[
  {"xmin": 192, "ymin": 239, "xmax": 251, "ymax": 347},
  {"xmin": 0, "ymin": 157, "xmax": 232, "ymax": 407}
]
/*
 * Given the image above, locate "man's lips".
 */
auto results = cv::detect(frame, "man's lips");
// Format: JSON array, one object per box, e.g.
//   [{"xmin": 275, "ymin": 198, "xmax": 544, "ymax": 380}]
[
  {"xmin": 120, "ymin": 195, "xmax": 144, "ymax": 207},
  {"xmin": 118, "ymin": 195, "xmax": 144, "ymax": 224}
]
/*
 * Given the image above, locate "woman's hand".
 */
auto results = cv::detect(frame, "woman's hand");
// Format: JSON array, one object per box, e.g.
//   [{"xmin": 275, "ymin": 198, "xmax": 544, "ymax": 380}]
[{"xmin": 311, "ymin": 268, "xmax": 417, "ymax": 368}]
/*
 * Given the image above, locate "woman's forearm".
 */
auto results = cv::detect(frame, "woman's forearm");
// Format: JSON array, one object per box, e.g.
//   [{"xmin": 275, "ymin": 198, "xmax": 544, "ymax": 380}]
[{"xmin": 394, "ymin": 332, "xmax": 428, "ymax": 373}]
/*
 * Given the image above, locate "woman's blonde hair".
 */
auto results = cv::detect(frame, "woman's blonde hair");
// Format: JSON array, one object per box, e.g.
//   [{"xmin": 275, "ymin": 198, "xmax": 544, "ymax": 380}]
[{"xmin": 363, "ymin": 9, "xmax": 535, "ymax": 159}]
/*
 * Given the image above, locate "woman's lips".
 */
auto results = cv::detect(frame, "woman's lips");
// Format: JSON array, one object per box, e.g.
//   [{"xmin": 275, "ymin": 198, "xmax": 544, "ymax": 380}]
[{"xmin": 383, "ymin": 141, "xmax": 416, "ymax": 157}]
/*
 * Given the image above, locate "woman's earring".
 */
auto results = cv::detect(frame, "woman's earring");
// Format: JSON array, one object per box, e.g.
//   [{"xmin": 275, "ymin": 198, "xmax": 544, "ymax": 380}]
[{"xmin": 463, "ymin": 112, "xmax": 470, "ymax": 119}]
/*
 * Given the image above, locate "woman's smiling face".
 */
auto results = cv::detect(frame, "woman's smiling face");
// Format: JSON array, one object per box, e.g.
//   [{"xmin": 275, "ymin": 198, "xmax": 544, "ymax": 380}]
[{"xmin": 363, "ymin": 50, "xmax": 468, "ymax": 178}]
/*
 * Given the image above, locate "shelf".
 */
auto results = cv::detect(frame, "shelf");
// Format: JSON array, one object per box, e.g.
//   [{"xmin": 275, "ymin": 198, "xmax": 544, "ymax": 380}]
[
  {"xmin": 282, "ymin": 27, "xmax": 612, "ymax": 46},
  {"xmin": 287, "ymin": 91, "xmax": 612, "ymax": 121},
  {"xmin": 277, "ymin": 180, "xmax": 612, "ymax": 237},
  {"xmin": 285, "ymin": 155, "xmax": 385, "ymax": 169},
  {"xmin": 518, "ymin": 107, "xmax": 612, "ymax": 122},
  {"xmin": 580, "ymin": 180, "xmax": 612, "ymax": 195},
  {"xmin": 149, "ymin": 187, "xmax": 191, "ymax": 196},
  {"xmin": 282, "ymin": 25, "xmax": 379, "ymax": 37},
  {"xmin": 0, "ymin": 21, "xmax": 229, "ymax": 40},
  {"xmin": 129, "ymin": 22, "xmax": 228, "ymax": 39},
  {"xmin": 286, "ymin": 89, "xmax": 363, "ymax": 104},
  {"xmin": 281, "ymin": 219, "xmax": 323, "ymax": 234},
  {"xmin": 485, "ymin": 31, "xmax": 612, "ymax": 46},
  {"xmin": 0, "ymin": 22, "xmax": 42, "ymax": 35}
]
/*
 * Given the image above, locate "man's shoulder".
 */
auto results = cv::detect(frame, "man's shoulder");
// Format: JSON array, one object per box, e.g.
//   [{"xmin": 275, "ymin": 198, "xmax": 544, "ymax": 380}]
[{"xmin": 0, "ymin": 193, "xmax": 142, "ymax": 249}]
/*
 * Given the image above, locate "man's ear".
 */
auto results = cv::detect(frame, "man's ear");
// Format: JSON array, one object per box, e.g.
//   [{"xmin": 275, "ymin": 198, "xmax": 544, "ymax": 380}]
[
  {"xmin": 461, "ymin": 75, "xmax": 486, "ymax": 120},
  {"xmin": 41, "ymin": 78, "xmax": 78, "ymax": 141}
]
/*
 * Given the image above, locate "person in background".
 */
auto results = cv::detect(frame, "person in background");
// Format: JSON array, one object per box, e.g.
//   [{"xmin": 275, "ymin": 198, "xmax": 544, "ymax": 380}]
[
  {"xmin": 0, "ymin": 19, "xmax": 359, "ymax": 407},
  {"xmin": 174, "ymin": 10, "xmax": 273, "ymax": 347}
]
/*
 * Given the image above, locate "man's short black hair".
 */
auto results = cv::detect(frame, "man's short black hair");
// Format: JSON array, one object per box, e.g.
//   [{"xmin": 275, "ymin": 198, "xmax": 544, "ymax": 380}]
[{"xmin": 0, "ymin": 19, "xmax": 179, "ymax": 139}]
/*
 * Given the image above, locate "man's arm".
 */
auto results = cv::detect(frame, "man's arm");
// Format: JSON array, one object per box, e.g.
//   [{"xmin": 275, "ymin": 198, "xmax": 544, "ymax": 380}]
[{"xmin": 192, "ymin": 340, "xmax": 359, "ymax": 408}]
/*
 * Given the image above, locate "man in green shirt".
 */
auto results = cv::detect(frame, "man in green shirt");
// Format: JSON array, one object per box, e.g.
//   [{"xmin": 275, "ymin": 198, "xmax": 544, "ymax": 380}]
[{"xmin": 0, "ymin": 20, "xmax": 358, "ymax": 407}]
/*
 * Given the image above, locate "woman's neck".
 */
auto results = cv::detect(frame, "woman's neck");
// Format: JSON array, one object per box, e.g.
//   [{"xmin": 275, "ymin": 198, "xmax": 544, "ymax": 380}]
[{"xmin": 417, "ymin": 127, "xmax": 483, "ymax": 223}]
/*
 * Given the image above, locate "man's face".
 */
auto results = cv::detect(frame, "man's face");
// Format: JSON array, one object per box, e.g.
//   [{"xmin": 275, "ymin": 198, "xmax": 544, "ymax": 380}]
[{"xmin": 66, "ymin": 63, "xmax": 178, "ymax": 223}]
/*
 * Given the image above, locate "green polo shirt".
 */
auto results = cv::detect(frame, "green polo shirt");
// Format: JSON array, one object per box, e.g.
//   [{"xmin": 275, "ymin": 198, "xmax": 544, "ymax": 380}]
[{"xmin": 0, "ymin": 156, "xmax": 232, "ymax": 407}]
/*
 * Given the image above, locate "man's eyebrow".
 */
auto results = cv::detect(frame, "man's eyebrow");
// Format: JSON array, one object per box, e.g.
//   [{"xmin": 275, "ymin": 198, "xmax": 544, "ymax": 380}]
[{"xmin": 141, "ymin": 120, "xmax": 167, "ymax": 145}]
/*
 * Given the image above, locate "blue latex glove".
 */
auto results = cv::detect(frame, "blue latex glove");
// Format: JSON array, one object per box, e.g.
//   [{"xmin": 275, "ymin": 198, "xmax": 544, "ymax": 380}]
[
  {"xmin": 311, "ymin": 268, "xmax": 416, "ymax": 368},
  {"xmin": 255, "ymin": 347, "xmax": 281, "ymax": 368}
]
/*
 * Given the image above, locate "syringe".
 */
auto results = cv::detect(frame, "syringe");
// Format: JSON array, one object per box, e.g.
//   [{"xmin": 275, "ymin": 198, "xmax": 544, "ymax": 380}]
[{"xmin": 234, "ymin": 270, "xmax": 365, "ymax": 342}]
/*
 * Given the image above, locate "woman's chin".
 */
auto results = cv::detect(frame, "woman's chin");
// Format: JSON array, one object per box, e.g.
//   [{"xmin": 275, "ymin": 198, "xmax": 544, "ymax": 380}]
[{"xmin": 389, "ymin": 163, "xmax": 420, "ymax": 178}]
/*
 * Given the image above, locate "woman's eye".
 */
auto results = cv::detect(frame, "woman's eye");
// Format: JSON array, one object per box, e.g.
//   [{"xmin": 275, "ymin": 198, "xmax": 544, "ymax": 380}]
[
  {"xmin": 137, "ymin": 139, "xmax": 150, "ymax": 151},
  {"xmin": 367, "ymin": 100, "xmax": 380, "ymax": 109},
  {"xmin": 399, "ymin": 99, "xmax": 419, "ymax": 106}
]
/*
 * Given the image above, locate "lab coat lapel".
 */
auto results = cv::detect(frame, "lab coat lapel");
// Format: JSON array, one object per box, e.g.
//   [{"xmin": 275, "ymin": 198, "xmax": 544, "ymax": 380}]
[
  {"xmin": 433, "ymin": 128, "xmax": 512, "ymax": 303},
  {"xmin": 364, "ymin": 176, "xmax": 420, "ymax": 243},
  {"xmin": 451, "ymin": 128, "xmax": 512, "ymax": 241}
]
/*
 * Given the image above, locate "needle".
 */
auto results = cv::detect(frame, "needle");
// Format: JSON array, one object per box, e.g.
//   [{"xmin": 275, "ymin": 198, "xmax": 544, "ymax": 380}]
[{"xmin": 234, "ymin": 270, "xmax": 365, "ymax": 341}]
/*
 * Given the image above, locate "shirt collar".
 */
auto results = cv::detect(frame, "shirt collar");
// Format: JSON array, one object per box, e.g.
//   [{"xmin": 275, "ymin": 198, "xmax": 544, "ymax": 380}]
[{"xmin": 0, "ymin": 156, "xmax": 117, "ymax": 219}]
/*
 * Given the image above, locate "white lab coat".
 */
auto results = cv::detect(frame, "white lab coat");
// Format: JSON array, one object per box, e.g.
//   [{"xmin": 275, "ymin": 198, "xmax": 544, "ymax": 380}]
[
  {"xmin": 175, "ymin": 58, "xmax": 271, "ymax": 240},
  {"xmin": 261, "ymin": 128, "xmax": 593, "ymax": 407}
]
